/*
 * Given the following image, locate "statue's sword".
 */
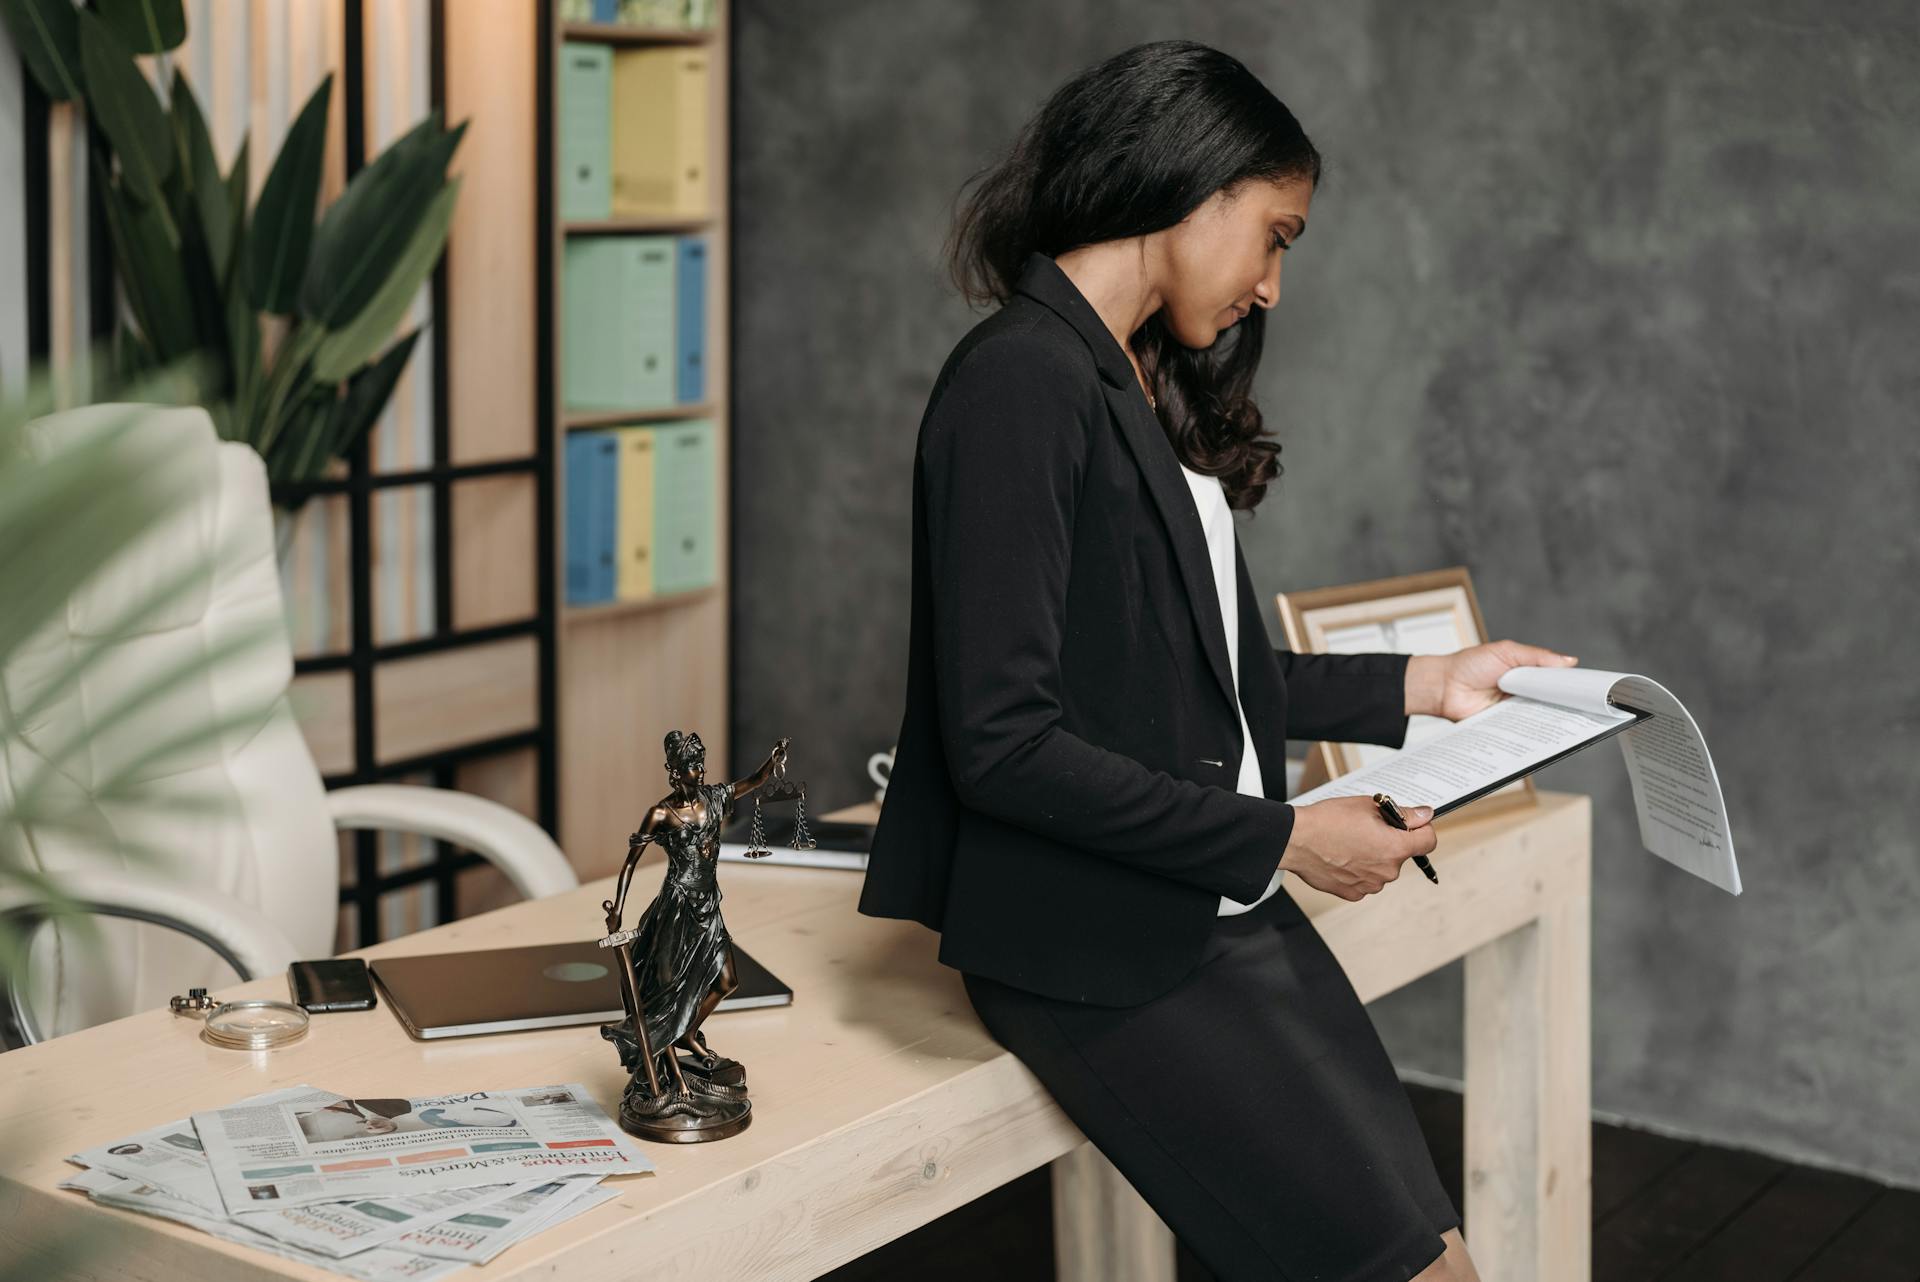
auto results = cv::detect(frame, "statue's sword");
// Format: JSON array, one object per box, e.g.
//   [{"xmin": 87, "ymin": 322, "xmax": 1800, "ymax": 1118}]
[{"xmin": 598, "ymin": 928, "xmax": 663, "ymax": 1097}]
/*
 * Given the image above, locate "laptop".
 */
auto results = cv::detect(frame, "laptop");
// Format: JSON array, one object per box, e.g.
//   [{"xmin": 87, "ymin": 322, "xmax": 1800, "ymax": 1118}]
[{"xmin": 369, "ymin": 938, "xmax": 793, "ymax": 1041}]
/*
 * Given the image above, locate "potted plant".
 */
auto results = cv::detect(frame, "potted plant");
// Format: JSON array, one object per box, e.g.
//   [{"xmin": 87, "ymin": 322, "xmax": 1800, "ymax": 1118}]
[{"xmin": 1, "ymin": 0, "xmax": 465, "ymax": 556}]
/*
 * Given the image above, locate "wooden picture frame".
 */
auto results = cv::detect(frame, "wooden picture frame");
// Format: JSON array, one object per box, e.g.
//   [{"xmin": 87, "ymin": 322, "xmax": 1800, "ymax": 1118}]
[{"xmin": 1273, "ymin": 566, "xmax": 1536, "ymax": 822}]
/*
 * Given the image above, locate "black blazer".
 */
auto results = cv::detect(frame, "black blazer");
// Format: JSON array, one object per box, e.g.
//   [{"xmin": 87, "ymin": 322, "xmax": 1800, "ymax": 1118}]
[{"xmin": 857, "ymin": 250, "xmax": 1413, "ymax": 1007}]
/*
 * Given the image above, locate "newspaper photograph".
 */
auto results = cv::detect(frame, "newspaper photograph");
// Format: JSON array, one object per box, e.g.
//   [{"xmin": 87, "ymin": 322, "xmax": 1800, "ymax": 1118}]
[{"xmin": 191, "ymin": 1083, "xmax": 655, "ymax": 1210}]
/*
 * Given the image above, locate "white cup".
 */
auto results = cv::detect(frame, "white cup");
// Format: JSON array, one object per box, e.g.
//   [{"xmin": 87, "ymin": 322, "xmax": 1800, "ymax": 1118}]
[{"xmin": 868, "ymin": 746, "xmax": 895, "ymax": 807}]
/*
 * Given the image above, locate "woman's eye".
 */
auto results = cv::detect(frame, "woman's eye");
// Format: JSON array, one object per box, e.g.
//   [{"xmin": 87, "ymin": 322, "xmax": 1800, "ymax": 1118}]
[{"xmin": 1269, "ymin": 231, "xmax": 1292, "ymax": 253}]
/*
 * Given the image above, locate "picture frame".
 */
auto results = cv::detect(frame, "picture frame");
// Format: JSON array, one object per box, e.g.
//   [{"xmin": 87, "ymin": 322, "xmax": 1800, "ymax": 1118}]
[{"xmin": 1273, "ymin": 566, "xmax": 1536, "ymax": 822}]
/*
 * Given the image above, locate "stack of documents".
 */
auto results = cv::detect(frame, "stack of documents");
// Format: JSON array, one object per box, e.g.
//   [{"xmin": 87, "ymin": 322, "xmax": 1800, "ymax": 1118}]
[{"xmin": 61, "ymin": 1084, "xmax": 655, "ymax": 1279}]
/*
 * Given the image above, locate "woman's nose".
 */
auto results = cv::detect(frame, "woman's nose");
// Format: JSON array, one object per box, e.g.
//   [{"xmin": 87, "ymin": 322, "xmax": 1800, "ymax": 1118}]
[{"xmin": 1253, "ymin": 268, "xmax": 1280, "ymax": 309}]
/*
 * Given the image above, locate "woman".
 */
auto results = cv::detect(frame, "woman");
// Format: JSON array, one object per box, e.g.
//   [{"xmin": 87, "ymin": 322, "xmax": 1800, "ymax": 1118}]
[{"xmin": 858, "ymin": 40, "xmax": 1578, "ymax": 1282}]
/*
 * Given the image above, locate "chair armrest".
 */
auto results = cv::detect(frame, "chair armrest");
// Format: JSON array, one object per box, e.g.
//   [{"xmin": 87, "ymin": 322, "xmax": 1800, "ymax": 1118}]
[
  {"xmin": 326, "ymin": 784, "xmax": 579, "ymax": 901},
  {"xmin": 0, "ymin": 869, "xmax": 303, "ymax": 1046}
]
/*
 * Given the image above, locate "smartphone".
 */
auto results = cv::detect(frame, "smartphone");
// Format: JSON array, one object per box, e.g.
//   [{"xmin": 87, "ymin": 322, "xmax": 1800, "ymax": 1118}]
[{"xmin": 288, "ymin": 957, "xmax": 378, "ymax": 1013}]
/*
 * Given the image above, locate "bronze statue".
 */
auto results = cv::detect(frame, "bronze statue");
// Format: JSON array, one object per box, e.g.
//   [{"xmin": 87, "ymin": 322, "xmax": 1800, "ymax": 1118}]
[{"xmin": 596, "ymin": 730, "xmax": 793, "ymax": 1142}]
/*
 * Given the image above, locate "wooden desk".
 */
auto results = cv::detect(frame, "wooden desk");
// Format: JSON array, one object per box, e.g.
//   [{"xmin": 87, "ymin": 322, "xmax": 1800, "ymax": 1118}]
[{"xmin": 0, "ymin": 792, "xmax": 1590, "ymax": 1282}]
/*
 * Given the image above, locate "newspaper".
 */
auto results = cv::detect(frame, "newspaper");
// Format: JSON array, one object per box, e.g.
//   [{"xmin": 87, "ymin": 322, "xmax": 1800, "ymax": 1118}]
[
  {"xmin": 60, "ymin": 1084, "xmax": 639, "ymax": 1277},
  {"xmin": 63, "ymin": 1166, "xmax": 624, "ymax": 1279},
  {"xmin": 190, "ymin": 1083, "xmax": 654, "ymax": 1211},
  {"xmin": 396, "ymin": 1176, "xmax": 613, "ymax": 1265},
  {"xmin": 61, "ymin": 1166, "xmax": 470, "ymax": 1281}
]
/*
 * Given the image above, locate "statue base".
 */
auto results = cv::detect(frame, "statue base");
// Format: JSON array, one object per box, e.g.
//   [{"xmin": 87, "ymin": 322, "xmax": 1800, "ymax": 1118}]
[
  {"xmin": 617, "ymin": 1054, "xmax": 753, "ymax": 1143},
  {"xmin": 618, "ymin": 1082, "xmax": 752, "ymax": 1143}
]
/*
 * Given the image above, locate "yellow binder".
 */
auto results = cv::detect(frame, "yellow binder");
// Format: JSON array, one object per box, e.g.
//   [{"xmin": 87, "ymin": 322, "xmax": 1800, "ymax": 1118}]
[
  {"xmin": 610, "ymin": 46, "xmax": 711, "ymax": 218},
  {"xmin": 616, "ymin": 425, "xmax": 657, "ymax": 600}
]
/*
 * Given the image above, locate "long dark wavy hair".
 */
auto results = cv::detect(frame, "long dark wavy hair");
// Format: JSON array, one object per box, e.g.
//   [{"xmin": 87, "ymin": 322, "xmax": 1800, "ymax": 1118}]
[{"xmin": 945, "ymin": 40, "xmax": 1321, "ymax": 511}]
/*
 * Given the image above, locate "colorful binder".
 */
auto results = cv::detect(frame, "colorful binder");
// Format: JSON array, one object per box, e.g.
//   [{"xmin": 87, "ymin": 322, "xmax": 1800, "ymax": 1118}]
[
  {"xmin": 558, "ymin": 43, "xmax": 612, "ymax": 222},
  {"xmin": 610, "ymin": 46, "xmax": 711, "ymax": 218},
  {"xmin": 615, "ymin": 425, "xmax": 657, "ymax": 600},
  {"xmin": 564, "ymin": 235, "xmax": 676, "ymax": 410},
  {"xmin": 651, "ymin": 419, "xmax": 715, "ymax": 593},
  {"xmin": 676, "ymin": 235, "xmax": 707, "ymax": 404},
  {"xmin": 564, "ymin": 431, "xmax": 620, "ymax": 605}
]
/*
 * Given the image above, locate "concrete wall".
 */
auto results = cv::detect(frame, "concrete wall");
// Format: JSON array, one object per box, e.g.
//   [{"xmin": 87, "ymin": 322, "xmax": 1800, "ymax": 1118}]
[{"xmin": 731, "ymin": 0, "xmax": 1920, "ymax": 1186}]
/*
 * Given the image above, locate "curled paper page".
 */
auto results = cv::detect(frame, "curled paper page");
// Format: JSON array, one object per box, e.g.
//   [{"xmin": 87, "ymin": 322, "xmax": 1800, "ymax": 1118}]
[{"xmin": 1497, "ymin": 666, "xmax": 1741, "ymax": 894}]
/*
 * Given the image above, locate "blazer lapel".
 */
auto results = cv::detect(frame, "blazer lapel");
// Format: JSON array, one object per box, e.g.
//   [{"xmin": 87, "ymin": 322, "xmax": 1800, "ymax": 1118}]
[{"xmin": 1013, "ymin": 252, "xmax": 1239, "ymax": 719}]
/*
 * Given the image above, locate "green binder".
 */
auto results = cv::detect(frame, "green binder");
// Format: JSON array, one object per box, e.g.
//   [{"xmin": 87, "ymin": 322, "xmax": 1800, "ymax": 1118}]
[
  {"xmin": 564, "ymin": 235, "xmax": 676, "ymax": 410},
  {"xmin": 558, "ymin": 43, "xmax": 611, "ymax": 222},
  {"xmin": 563, "ymin": 238, "xmax": 623, "ymax": 409},
  {"xmin": 652, "ymin": 419, "xmax": 716, "ymax": 593}
]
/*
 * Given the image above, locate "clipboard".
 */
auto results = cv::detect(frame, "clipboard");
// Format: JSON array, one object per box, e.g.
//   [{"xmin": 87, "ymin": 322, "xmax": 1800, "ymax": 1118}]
[{"xmin": 1429, "ymin": 698, "xmax": 1655, "ymax": 820}]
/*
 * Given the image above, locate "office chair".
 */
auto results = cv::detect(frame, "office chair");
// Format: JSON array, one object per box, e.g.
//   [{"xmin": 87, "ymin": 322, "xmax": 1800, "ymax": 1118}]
[{"xmin": 0, "ymin": 404, "xmax": 576, "ymax": 1046}]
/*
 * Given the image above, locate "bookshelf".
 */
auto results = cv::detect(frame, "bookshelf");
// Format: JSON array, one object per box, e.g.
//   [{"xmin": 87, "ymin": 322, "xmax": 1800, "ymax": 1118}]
[{"xmin": 539, "ymin": 3, "xmax": 731, "ymax": 879}]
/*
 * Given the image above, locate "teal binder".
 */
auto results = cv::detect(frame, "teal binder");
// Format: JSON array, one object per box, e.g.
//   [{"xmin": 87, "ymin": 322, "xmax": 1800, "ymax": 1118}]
[
  {"xmin": 563, "ymin": 238, "xmax": 622, "ymax": 409},
  {"xmin": 563, "ymin": 235, "xmax": 676, "ymax": 410},
  {"xmin": 623, "ymin": 236, "xmax": 677, "ymax": 408},
  {"xmin": 558, "ymin": 43, "xmax": 611, "ymax": 222},
  {"xmin": 652, "ymin": 419, "xmax": 715, "ymax": 592}
]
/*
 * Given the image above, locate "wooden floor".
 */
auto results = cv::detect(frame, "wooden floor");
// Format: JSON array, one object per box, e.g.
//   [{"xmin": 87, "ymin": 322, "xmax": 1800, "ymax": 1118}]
[{"xmin": 822, "ymin": 1083, "xmax": 1920, "ymax": 1282}]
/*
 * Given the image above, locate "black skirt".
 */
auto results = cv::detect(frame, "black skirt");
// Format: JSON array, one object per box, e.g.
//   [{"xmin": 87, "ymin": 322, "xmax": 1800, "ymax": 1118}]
[{"xmin": 962, "ymin": 882, "xmax": 1461, "ymax": 1282}]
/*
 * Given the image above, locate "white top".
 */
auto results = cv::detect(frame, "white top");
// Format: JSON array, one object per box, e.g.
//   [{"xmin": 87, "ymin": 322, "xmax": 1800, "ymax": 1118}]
[{"xmin": 1177, "ymin": 462, "xmax": 1286, "ymax": 916}]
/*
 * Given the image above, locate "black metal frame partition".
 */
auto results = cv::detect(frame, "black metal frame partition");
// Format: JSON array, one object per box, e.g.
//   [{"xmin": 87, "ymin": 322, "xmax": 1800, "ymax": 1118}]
[{"xmin": 282, "ymin": 0, "xmax": 560, "ymax": 947}]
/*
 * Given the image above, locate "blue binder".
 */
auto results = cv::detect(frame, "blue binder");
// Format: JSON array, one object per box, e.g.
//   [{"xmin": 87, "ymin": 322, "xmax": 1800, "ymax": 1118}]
[
  {"xmin": 565, "ymin": 431, "xmax": 620, "ymax": 605},
  {"xmin": 676, "ymin": 235, "xmax": 707, "ymax": 404}
]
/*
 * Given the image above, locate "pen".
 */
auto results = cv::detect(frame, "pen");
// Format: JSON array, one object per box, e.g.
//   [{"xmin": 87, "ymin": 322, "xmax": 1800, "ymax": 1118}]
[{"xmin": 1373, "ymin": 792, "xmax": 1440, "ymax": 884}]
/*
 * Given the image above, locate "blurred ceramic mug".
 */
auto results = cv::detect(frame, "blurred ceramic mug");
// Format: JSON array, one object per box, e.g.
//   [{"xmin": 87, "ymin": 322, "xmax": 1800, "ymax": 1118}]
[{"xmin": 868, "ymin": 746, "xmax": 895, "ymax": 806}]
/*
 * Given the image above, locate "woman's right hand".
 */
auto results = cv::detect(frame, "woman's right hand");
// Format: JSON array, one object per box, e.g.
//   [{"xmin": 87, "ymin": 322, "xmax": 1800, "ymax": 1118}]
[{"xmin": 1279, "ymin": 797, "xmax": 1438, "ymax": 901}]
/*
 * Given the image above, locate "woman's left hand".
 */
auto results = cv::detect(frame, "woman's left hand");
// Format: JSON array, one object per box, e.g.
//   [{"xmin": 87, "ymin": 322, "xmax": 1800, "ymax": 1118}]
[{"xmin": 1427, "ymin": 641, "xmax": 1579, "ymax": 722}]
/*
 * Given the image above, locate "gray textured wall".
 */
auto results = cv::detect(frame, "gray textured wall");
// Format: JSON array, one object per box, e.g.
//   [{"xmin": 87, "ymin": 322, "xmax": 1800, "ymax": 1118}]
[{"xmin": 730, "ymin": 1, "xmax": 1920, "ymax": 1186}]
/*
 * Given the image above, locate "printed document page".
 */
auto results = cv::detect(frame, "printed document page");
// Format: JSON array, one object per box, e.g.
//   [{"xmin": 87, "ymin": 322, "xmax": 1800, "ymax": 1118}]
[{"xmin": 1290, "ymin": 665, "xmax": 1740, "ymax": 894}]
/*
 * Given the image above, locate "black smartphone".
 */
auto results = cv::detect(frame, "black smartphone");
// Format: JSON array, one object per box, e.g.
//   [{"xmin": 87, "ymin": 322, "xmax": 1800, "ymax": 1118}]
[{"xmin": 288, "ymin": 957, "xmax": 377, "ymax": 1013}]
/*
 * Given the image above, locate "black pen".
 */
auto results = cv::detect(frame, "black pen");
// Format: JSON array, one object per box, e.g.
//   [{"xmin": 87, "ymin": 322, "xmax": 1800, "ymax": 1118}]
[{"xmin": 1373, "ymin": 792, "xmax": 1439, "ymax": 884}]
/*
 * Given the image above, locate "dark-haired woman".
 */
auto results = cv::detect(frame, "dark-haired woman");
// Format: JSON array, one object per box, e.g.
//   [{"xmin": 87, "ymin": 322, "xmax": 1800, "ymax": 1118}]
[{"xmin": 859, "ymin": 39, "xmax": 1578, "ymax": 1282}]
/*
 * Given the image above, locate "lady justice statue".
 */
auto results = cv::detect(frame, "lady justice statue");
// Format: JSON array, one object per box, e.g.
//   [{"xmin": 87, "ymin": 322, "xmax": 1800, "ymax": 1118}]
[{"xmin": 596, "ymin": 729, "xmax": 800, "ymax": 1142}]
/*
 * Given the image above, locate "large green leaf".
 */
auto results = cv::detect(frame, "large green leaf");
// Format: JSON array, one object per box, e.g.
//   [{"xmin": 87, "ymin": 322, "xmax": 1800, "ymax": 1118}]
[
  {"xmin": 168, "ymin": 70, "xmax": 232, "ymax": 281},
  {"xmin": 224, "ymin": 270, "xmax": 260, "ymax": 433},
  {"xmin": 224, "ymin": 134, "xmax": 250, "ymax": 278},
  {"xmin": 305, "ymin": 327, "xmax": 419, "ymax": 480},
  {"xmin": 310, "ymin": 176, "xmax": 460, "ymax": 384},
  {"xmin": 246, "ymin": 74, "xmax": 332, "ymax": 315},
  {"xmin": 91, "ymin": 0, "xmax": 185, "ymax": 54},
  {"xmin": 300, "ymin": 115, "xmax": 466, "ymax": 326},
  {"xmin": 76, "ymin": 8, "xmax": 175, "ymax": 230},
  {"xmin": 91, "ymin": 152, "xmax": 195, "ymax": 359},
  {"xmin": 0, "ymin": 0, "xmax": 82, "ymax": 101},
  {"xmin": 262, "ymin": 385, "xmax": 331, "ymax": 484}
]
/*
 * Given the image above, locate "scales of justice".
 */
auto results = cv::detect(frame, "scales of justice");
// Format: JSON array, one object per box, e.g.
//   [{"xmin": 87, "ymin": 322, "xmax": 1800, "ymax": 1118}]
[{"xmin": 595, "ymin": 729, "xmax": 812, "ymax": 1142}]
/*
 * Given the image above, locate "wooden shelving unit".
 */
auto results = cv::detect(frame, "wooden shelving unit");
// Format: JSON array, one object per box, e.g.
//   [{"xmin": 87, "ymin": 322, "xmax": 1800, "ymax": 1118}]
[
  {"xmin": 540, "ymin": 4, "xmax": 731, "ymax": 879},
  {"xmin": 564, "ymin": 401, "xmax": 722, "ymax": 430}
]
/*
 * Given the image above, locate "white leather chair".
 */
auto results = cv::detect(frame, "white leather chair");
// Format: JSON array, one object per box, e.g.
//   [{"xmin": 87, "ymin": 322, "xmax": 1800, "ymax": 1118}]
[{"xmin": 0, "ymin": 404, "xmax": 576, "ymax": 1045}]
